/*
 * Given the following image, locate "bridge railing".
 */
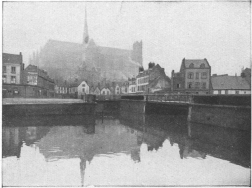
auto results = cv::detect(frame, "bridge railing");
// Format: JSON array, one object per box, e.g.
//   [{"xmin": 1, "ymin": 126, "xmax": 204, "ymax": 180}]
[
  {"xmin": 147, "ymin": 94, "xmax": 192, "ymax": 103},
  {"xmin": 95, "ymin": 95, "xmax": 121, "ymax": 101}
]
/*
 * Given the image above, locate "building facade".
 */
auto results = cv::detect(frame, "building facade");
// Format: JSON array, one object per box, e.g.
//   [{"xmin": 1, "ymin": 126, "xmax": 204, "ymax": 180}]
[
  {"xmin": 24, "ymin": 64, "xmax": 55, "ymax": 97},
  {"xmin": 3, "ymin": 52, "xmax": 25, "ymax": 85},
  {"xmin": 171, "ymin": 58, "xmax": 211, "ymax": 94},
  {"xmin": 77, "ymin": 81, "xmax": 90, "ymax": 98},
  {"xmin": 136, "ymin": 64, "xmax": 170, "ymax": 94}
]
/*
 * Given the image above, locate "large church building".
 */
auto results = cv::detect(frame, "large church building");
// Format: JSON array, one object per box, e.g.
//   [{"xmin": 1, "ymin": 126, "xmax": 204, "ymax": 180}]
[{"xmin": 31, "ymin": 9, "xmax": 143, "ymax": 83}]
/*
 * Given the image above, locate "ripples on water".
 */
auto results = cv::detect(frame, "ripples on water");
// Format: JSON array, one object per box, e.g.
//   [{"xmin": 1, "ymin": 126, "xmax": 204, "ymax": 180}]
[{"xmin": 2, "ymin": 113, "xmax": 251, "ymax": 186}]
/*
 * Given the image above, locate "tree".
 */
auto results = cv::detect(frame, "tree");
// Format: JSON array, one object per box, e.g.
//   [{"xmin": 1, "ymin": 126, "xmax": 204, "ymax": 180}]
[
  {"xmin": 139, "ymin": 66, "xmax": 144, "ymax": 72},
  {"xmin": 148, "ymin": 62, "xmax": 155, "ymax": 69}
]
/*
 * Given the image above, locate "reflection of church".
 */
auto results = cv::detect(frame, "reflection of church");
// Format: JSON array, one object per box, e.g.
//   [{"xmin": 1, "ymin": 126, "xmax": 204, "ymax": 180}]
[{"xmin": 31, "ymin": 8, "xmax": 143, "ymax": 83}]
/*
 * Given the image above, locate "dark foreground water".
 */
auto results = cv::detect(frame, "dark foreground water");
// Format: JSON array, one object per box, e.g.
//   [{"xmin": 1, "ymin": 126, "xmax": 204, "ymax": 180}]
[{"xmin": 2, "ymin": 112, "xmax": 251, "ymax": 186}]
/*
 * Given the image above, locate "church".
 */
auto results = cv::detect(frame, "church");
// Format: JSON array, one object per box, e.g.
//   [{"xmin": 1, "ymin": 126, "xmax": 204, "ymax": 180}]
[{"xmin": 31, "ymin": 8, "xmax": 143, "ymax": 83}]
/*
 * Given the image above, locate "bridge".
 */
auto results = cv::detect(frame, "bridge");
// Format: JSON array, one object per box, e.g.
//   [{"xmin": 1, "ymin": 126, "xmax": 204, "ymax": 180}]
[{"xmin": 94, "ymin": 94, "xmax": 251, "ymax": 131}]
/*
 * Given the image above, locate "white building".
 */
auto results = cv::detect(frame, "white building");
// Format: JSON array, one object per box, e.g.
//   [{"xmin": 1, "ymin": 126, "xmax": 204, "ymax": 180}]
[
  {"xmin": 101, "ymin": 87, "xmax": 111, "ymax": 95},
  {"xmin": 77, "ymin": 81, "xmax": 89, "ymax": 98}
]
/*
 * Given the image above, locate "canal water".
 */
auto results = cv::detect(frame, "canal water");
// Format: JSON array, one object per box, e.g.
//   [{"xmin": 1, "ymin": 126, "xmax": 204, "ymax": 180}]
[{"xmin": 2, "ymin": 112, "xmax": 251, "ymax": 186}]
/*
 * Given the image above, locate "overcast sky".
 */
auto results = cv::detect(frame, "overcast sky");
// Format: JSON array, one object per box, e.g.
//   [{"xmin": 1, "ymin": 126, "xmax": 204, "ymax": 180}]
[{"xmin": 3, "ymin": 1, "xmax": 251, "ymax": 76}]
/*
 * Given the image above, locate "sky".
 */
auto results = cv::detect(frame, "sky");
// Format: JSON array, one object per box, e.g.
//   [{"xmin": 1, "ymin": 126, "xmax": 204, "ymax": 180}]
[{"xmin": 3, "ymin": 1, "xmax": 251, "ymax": 77}]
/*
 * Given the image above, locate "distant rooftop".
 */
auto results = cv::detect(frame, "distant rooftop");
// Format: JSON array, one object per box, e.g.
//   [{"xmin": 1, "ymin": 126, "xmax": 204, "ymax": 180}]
[{"xmin": 211, "ymin": 75, "xmax": 250, "ymax": 90}]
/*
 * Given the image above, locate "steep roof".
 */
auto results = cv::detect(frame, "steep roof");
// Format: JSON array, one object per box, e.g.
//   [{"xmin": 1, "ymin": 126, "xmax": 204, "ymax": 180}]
[
  {"xmin": 98, "ymin": 46, "xmax": 131, "ymax": 57},
  {"xmin": 3, "ymin": 53, "xmax": 22, "ymax": 64},
  {"xmin": 211, "ymin": 75, "xmax": 250, "ymax": 90},
  {"xmin": 183, "ymin": 59, "xmax": 210, "ymax": 69}
]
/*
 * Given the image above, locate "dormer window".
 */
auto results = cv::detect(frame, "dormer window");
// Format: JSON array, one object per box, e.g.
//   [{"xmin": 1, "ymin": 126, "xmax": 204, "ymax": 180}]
[
  {"xmin": 200, "ymin": 63, "xmax": 205, "ymax": 68},
  {"xmin": 189, "ymin": 63, "xmax": 194, "ymax": 68}
]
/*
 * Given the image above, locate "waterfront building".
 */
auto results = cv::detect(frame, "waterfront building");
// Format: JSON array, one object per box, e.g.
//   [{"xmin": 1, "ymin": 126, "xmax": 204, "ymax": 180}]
[
  {"xmin": 55, "ymin": 81, "xmax": 69, "ymax": 98},
  {"xmin": 101, "ymin": 87, "xmax": 111, "ymax": 95},
  {"xmin": 3, "ymin": 52, "xmax": 25, "ymax": 84},
  {"xmin": 24, "ymin": 64, "xmax": 55, "ymax": 97},
  {"xmin": 171, "ymin": 58, "xmax": 211, "ymax": 94},
  {"xmin": 2, "ymin": 52, "xmax": 26, "ymax": 97},
  {"xmin": 94, "ymin": 86, "xmax": 101, "ymax": 95},
  {"xmin": 136, "ymin": 63, "xmax": 170, "ymax": 94},
  {"xmin": 128, "ymin": 78, "xmax": 137, "ymax": 94},
  {"xmin": 241, "ymin": 67, "xmax": 251, "ymax": 86},
  {"xmin": 77, "ymin": 80, "xmax": 90, "ymax": 98},
  {"xmin": 121, "ymin": 81, "xmax": 129, "ymax": 94},
  {"xmin": 30, "ymin": 9, "xmax": 142, "ymax": 82},
  {"xmin": 211, "ymin": 74, "xmax": 251, "ymax": 94}
]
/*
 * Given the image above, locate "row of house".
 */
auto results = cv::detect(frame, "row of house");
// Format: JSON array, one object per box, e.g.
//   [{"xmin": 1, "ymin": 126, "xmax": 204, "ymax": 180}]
[
  {"xmin": 3, "ymin": 52, "xmax": 251, "ymax": 98},
  {"xmin": 3, "ymin": 52, "xmax": 55, "ymax": 98}
]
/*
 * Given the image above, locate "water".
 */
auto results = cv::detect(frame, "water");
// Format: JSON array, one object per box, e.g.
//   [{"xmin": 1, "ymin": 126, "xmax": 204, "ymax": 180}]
[{"xmin": 2, "ymin": 112, "xmax": 251, "ymax": 186}]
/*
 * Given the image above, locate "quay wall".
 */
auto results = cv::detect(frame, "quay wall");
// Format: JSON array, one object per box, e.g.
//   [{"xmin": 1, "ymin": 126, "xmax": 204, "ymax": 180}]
[
  {"xmin": 189, "ymin": 104, "xmax": 251, "ymax": 131},
  {"xmin": 146, "ymin": 102, "xmax": 189, "ymax": 115},
  {"xmin": 3, "ymin": 103, "xmax": 96, "ymax": 117},
  {"xmin": 120, "ymin": 100, "xmax": 146, "ymax": 114}
]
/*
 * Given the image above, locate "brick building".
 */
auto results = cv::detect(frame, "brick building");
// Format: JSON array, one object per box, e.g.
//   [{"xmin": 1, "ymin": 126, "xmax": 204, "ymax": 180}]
[
  {"xmin": 171, "ymin": 58, "xmax": 211, "ymax": 94},
  {"xmin": 24, "ymin": 64, "xmax": 55, "ymax": 97},
  {"xmin": 136, "ymin": 63, "xmax": 171, "ymax": 94}
]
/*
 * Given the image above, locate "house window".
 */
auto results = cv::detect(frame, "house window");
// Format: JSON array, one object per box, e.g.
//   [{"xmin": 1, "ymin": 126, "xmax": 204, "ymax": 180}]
[
  {"xmin": 3, "ymin": 75, "xmax": 6, "ymax": 83},
  {"xmin": 196, "ymin": 73, "xmax": 199, "ymax": 79},
  {"xmin": 201, "ymin": 72, "xmax": 207, "ymax": 79},
  {"xmin": 3, "ymin": 66, "xmax": 6, "ymax": 73},
  {"xmin": 103, "ymin": 91, "xmax": 105, "ymax": 95},
  {"xmin": 11, "ymin": 76, "xmax": 16, "ymax": 84},
  {"xmin": 200, "ymin": 63, "xmax": 205, "ymax": 68},
  {"xmin": 188, "ymin": 82, "xmax": 193, "ymax": 89},
  {"xmin": 83, "ymin": 88, "xmax": 85, "ymax": 93},
  {"xmin": 202, "ymin": 82, "xmax": 206, "ymax": 89},
  {"xmin": 189, "ymin": 63, "xmax": 194, "ymax": 68},
  {"xmin": 11, "ymin": 67, "xmax": 16, "ymax": 74},
  {"xmin": 82, "ymin": 84, "xmax": 85, "ymax": 87},
  {"xmin": 107, "ymin": 91, "xmax": 109, "ymax": 95},
  {"xmin": 195, "ymin": 82, "xmax": 200, "ymax": 89},
  {"xmin": 235, "ymin": 90, "xmax": 239, "ymax": 94},
  {"xmin": 188, "ymin": 72, "xmax": 194, "ymax": 79},
  {"xmin": 177, "ymin": 84, "xmax": 180, "ymax": 88}
]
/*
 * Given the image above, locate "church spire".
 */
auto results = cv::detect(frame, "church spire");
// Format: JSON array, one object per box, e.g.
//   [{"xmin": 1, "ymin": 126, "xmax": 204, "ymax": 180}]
[{"xmin": 83, "ymin": 7, "xmax": 89, "ymax": 44}]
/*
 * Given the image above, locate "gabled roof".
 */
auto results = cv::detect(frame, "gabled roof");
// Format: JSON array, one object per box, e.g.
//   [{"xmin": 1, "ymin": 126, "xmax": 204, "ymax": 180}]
[
  {"xmin": 3, "ymin": 53, "xmax": 22, "ymax": 64},
  {"xmin": 211, "ymin": 75, "xmax": 250, "ymax": 90},
  {"xmin": 181, "ymin": 58, "xmax": 210, "ymax": 69}
]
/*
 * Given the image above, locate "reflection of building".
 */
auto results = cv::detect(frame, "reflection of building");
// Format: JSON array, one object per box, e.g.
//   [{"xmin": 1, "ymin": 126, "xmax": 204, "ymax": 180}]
[
  {"xmin": 2, "ymin": 127, "xmax": 24, "ymax": 158},
  {"xmin": 171, "ymin": 58, "xmax": 211, "ymax": 94}
]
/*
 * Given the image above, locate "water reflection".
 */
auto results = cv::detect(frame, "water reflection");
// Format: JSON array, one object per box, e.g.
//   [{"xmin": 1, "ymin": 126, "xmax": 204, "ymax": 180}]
[{"xmin": 2, "ymin": 113, "xmax": 250, "ymax": 186}]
